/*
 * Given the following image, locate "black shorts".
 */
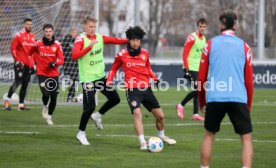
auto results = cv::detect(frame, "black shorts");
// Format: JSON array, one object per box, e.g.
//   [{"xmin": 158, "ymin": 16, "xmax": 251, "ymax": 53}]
[
  {"xmin": 205, "ymin": 102, "xmax": 252, "ymax": 135},
  {"xmin": 14, "ymin": 65, "xmax": 31, "ymax": 83},
  {"xmin": 38, "ymin": 75, "xmax": 59, "ymax": 95},
  {"xmin": 126, "ymin": 88, "xmax": 160, "ymax": 114}
]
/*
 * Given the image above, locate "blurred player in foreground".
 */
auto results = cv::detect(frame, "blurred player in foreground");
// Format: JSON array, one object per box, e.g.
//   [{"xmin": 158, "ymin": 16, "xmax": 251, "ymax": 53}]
[{"xmin": 197, "ymin": 10, "xmax": 254, "ymax": 168}]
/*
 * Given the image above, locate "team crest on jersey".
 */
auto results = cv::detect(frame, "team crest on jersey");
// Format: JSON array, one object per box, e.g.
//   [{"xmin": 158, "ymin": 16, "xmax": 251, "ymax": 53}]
[
  {"xmin": 141, "ymin": 55, "xmax": 146, "ymax": 61},
  {"xmin": 52, "ymin": 47, "xmax": 57, "ymax": 52},
  {"xmin": 131, "ymin": 100, "xmax": 137, "ymax": 107},
  {"xmin": 32, "ymin": 37, "xmax": 35, "ymax": 41}
]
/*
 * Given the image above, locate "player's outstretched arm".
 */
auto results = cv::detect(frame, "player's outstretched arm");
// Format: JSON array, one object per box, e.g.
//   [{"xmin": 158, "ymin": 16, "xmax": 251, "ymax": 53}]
[
  {"xmin": 102, "ymin": 35, "xmax": 128, "ymax": 45},
  {"xmin": 106, "ymin": 53, "xmax": 123, "ymax": 85}
]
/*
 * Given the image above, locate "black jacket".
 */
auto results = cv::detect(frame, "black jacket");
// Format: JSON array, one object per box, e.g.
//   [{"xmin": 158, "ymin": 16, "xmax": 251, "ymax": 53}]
[{"xmin": 62, "ymin": 34, "xmax": 78, "ymax": 78}]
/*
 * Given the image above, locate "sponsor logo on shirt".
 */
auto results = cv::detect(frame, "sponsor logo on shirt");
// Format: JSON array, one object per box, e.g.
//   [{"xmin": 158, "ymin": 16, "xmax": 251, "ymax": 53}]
[
  {"xmin": 89, "ymin": 48, "xmax": 102, "ymax": 56},
  {"xmin": 90, "ymin": 59, "xmax": 103, "ymax": 66},
  {"xmin": 40, "ymin": 52, "xmax": 56, "ymax": 57},
  {"xmin": 22, "ymin": 42, "xmax": 36, "ymax": 46},
  {"xmin": 126, "ymin": 62, "xmax": 146, "ymax": 67}
]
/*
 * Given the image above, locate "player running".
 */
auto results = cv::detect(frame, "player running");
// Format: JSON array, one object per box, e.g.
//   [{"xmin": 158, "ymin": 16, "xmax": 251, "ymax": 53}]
[
  {"xmin": 29, "ymin": 24, "xmax": 64, "ymax": 125},
  {"xmin": 107, "ymin": 26, "xmax": 176, "ymax": 150},
  {"xmin": 4, "ymin": 18, "xmax": 36, "ymax": 111},
  {"xmin": 176, "ymin": 18, "xmax": 207, "ymax": 121},
  {"xmin": 73, "ymin": 16, "xmax": 128, "ymax": 145}
]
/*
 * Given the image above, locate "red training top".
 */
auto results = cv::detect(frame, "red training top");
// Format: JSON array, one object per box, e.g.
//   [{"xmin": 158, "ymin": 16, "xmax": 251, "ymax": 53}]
[
  {"xmin": 72, "ymin": 33, "xmax": 128, "ymax": 60},
  {"xmin": 182, "ymin": 31, "xmax": 204, "ymax": 69},
  {"xmin": 31, "ymin": 39, "xmax": 64, "ymax": 77},
  {"xmin": 10, "ymin": 30, "xmax": 36, "ymax": 68},
  {"xmin": 107, "ymin": 48, "xmax": 158, "ymax": 89}
]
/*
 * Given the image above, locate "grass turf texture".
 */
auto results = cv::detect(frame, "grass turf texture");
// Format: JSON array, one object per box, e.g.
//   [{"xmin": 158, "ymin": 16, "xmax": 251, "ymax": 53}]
[{"xmin": 0, "ymin": 88, "xmax": 276, "ymax": 168}]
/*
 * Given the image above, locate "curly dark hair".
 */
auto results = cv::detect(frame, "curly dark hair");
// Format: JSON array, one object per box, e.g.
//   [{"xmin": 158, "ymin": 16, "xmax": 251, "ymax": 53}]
[{"xmin": 125, "ymin": 26, "xmax": 146, "ymax": 40}]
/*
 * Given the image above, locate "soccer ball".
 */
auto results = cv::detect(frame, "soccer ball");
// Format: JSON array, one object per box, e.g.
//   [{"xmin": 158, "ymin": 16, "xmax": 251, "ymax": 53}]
[
  {"xmin": 147, "ymin": 137, "xmax": 164, "ymax": 153},
  {"xmin": 74, "ymin": 93, "xmax": 83, "ymax": 103}
]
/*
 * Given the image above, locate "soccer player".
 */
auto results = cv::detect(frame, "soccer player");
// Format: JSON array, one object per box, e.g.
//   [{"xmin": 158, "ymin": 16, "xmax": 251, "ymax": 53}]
[
  {"xmin": 107, "ymin": 26, "xmax": 176, "ymax": 150},
  {"xmin": 4, "ymin": 18, "xmax": 36, "ymax": 111},
  {"xmin": 62, "ymin": 27, "xmax": 78, "ymax": 102},
  {"xmin": 197, "ymin": 10, "xmax": 253, "ymax": 168},
  {"xmin": 72, "ymin": 16, "xmax": 128, "ymax": 145},
  {"xmin": 176, "ymin": 18, "xmax": 207, "ymax": 121},
  {"xmin": 30, "ymin": 24, "xmax": 64, "ymax": 125}
]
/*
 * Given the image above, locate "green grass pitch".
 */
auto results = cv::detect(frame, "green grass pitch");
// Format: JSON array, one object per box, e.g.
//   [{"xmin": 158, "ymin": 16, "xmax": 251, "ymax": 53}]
[{"xmin": 0, "ymin": 88, "xmax": 276, "ymax": 168}]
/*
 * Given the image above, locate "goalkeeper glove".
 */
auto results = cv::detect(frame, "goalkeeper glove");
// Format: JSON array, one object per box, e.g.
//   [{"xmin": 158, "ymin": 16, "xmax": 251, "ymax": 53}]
[
  {"xmin": 183, "ymin": 69, "xmax": 192, "ymax": 80},
  {"xmin": 154, "ymin": 80, "xmax": 160, "ymax": 89},
  {"xmin": 29, "ymin": 67, "xmax": 36, "ymax": 75},
  {"xmin": 15, "ymin": 61, "xmax": 24, "ymax": 70}
]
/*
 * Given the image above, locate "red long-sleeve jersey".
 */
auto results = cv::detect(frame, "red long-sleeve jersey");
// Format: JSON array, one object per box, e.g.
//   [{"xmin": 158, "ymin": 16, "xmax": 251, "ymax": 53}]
[
  {"xmin": 182, "ymin": 31, "xmax": 204, "ymax": 69},
  {"xmin": 197, "ymin": 31, "xmax": 254, "ymax": 111},
  {"xmin": 107, "ymin": 48, "xmax": 158, "ymax": 89},
  {"xmin": 32, "ymin": 40, "xmax": 64, "ymax": 77},
  {"xmin": 72, "ymin": 33, "xmax": 128, "ymax": 60},
  {"xmin": 10, "ymin": 30, "xmax": 36, "ymax": 68}
]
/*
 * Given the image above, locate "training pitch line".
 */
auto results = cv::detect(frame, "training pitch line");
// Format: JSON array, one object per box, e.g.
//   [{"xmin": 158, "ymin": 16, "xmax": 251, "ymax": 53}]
[
  {"xmin": 94, "ymin": 134, "xmax": 276, "ymax": 143},
  {"xmin": 0, "ymin": 121, "xmax": 275, "ymax": 128},
  {"xmin": 18, "ymin": 101, "xmax": 276, "ymax": 108},
  {"xmin": 1, "ymin": 122, "xmax": 275, "ymax": 143},
  {"xmin": 0, "ymin": 131, "xmax": 275, "ymax": 144}
]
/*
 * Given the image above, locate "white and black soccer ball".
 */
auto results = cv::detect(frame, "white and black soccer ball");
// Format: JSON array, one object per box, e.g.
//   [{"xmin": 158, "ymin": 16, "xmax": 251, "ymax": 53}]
[
  {"xmin": 75, "ymin": 93, "xmax": 83, "ymax": 103},
  {"xmin": 148, "ymin": 137, "xmax": 164, "ymax": 153}
]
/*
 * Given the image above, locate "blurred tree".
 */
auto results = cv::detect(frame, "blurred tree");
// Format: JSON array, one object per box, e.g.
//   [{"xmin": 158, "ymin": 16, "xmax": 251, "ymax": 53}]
[
  {"xmin": 147, "ymin": 0, "xmax": 170, "ymax": 56},
  {"xmin": 100, "ymin": 0, "xmax": 116, "ymax": 36},
  {"xmin": 265, "ymin": 0, "xmax": 276, "ymax": 47}
]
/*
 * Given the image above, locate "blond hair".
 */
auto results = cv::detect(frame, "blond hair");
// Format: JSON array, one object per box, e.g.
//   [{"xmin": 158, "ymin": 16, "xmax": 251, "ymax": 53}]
[{"xmin": 83, "ymin": 16, "xmax": 97, "ymax": 24}]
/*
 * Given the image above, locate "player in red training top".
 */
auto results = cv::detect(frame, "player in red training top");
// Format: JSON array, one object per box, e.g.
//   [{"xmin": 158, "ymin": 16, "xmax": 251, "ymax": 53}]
[
  {"xmin": 30, "ymin": 24, "xmax": 64, "ymax": 125},
  {"xmin": 176, "ymin": 18, "xmax": 207, "ymax": 121},
  {"xmin": 107, "ymin": 26, "xmax": 176, "ymax": 150},
  {"xmin": 4, "ymin": 18, "xmax": 36, "ymax": 111}
]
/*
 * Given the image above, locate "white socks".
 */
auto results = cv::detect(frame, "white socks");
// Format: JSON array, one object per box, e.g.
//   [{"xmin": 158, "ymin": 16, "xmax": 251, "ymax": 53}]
[
  {"xmin": 94, "ymin": 112, "xmax": 102, "ymax": 118},
  {"xmin": 158, "ymin": 130, "xmax": 165, "ymax": 138},
  {"xmin": 138, "ymin": 135, "xmax": 146, "ymax": 144},
  {"xmin": 200, "ymin": 165, "xmax": 209, "ymax": 168},
  {"xmin": 78, "ymin": 130, "xmax": 85, "ymax": 135}
]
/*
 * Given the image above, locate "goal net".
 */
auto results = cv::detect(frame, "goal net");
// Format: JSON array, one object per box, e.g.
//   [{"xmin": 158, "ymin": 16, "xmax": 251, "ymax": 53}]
[{"xmin": 0, "ymin": 0, "xmax": 97, "ymax": 104}]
